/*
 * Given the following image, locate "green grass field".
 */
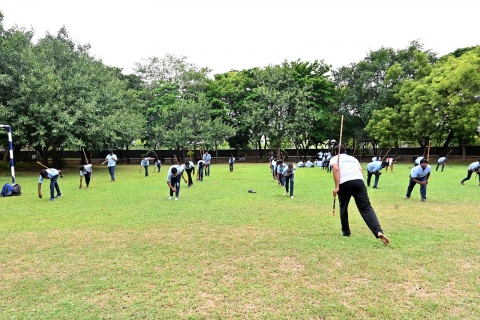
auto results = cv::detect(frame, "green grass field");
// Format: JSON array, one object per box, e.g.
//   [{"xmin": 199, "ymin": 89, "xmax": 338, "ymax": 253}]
[{"xmin": 1, "ymin": 161, "xmax": 479, "ymax": 319}]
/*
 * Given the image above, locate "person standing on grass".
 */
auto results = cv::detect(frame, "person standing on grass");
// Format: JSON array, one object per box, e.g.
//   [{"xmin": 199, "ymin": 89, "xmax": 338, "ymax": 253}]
[
  {"xmin": 283, "ymin": 163, "xmax": 296, "ymax": 198},
  {"xmin": 203, "ymin": 151, "xmax": 212, "ymax": 176},
  {"xmin": 229, "ymin": 156, "xmax": 235, "ymax": 172},
  {"xmin": 436, "ymin": 156, "xmax": 447, "ymax": 172},
  {"xmin": 386, "ymin": 157, "xmax": 394, "ymax": 173},
  {"xmin": 184, "ymin": 160, "xmax": 195, "ymax": 187},
  {"xmin": 330, "ymin": 145, "xmax": 389, "ymax": 245},
  {"xmin": 140, "ymin": 156, "xmax": 154, "ymax": 177},
  {"xmin": 38, "ymin": 168, "xmax": 64, "ymax": 201},
  {"xmin": 79, "ymin": 164, "xmax": 93, "ymax": 189},
  {"xmin": 166, "ymin": 164, "xmax": 187, "ymax": 200},
  {"xmin": 271, "ymin": 158, "xmax": 277, "ymax": 179},
  {"xmin": 405, "ymin": 158, "xmax": 431, "ymax": 202},
  {"xmin": 367, "ymin": 161, "xmax": 388, "ymax": 188},
  {"xmin": 154, "ymin": 158, "xmax": 162, "ymax": 173},
  {"xmin": 105, "ymin": 150, "xmax": 117, "ymax": 181},
  {"xmin": 197, "ymin": 159, "xmax": 206, "ymax": 181},
  {"xmin": 460, "ymin": 159, "xmax": 480, "ymax": 185},
  {"xmin": 276, "ymin": 159, "xmax": 287, "ymax": 187}
]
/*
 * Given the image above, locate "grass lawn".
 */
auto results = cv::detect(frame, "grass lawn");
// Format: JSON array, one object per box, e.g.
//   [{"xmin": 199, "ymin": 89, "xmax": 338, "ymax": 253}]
[{"xmin": 0, "ymin": 161, "xmax": 479, "ymax": 319}]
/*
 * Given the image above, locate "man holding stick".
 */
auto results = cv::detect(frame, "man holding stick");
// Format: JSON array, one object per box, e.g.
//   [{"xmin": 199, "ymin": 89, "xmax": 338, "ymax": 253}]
[
  {"xmin": 105, "ymin": 150, "xmax": 117, "ymax": 182},
  {"xmin": 331, "ymin": 145, "xmax": 390, "ymax": 245},
  {"xmin": 460, "ymin": 159, "xmax": 480, "ymax": 185},
  {"xmin": 203, "ymin": 151, "xmax": 212, "ymax": 176},
  {"xmin": 366, "ymin": 160, "xmax": 388, "ymax": 188},
  {"xmin": 38, "ymin": 167, "xmax": 64, "ymax": 201},
  {"xmin": 404, "ymin": 158, "xmax": 431, "ymax": 202},
  {"xmin": 79, "ymin": 164, "xmax": 93, "ymax": 189},
  {"xmin": 166, "ymin": 163, "xmax": 188, "ymax": 200}
]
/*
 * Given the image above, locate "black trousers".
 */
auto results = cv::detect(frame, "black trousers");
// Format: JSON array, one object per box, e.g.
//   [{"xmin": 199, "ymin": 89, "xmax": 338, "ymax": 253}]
[
  {"xmin": 338, "ymin": 179, "xmax": 383, "ymax": 238},
  {"xmin": 185, "ymin": 168, "xmax": 194, "ymax": 186}
]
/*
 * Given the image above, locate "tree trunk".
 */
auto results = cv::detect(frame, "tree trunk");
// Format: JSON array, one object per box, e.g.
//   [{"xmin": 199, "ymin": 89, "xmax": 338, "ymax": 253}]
[
  {"xmin": 215, "ymin": 142, "xmax": 218, "ymax": 163},
  {"xmin": 442, "ymin": 129, "xmax": 454, "ymax": 156},
  {"xmin": 126, "ymin": 145, "xmax": 130, "ymax": 164},
  {"xmin": 43, "ymin": 146, "xmax": 49, "ymax": 167},
  {"xmin": 460, "ymin": 137, "xmax": 466, "ymax": 162},
  {"xmin": 276, "ymin": 141, "xmax": 281, "ymax": 159}
]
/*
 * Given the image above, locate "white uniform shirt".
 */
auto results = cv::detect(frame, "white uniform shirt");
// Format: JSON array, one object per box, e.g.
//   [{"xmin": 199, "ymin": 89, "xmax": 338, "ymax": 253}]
[
  {"xmin": 79, "ymin": 164, "xmax": 92, "ymax": 176},
  {"xmin": 166, "ymin": 165, "xmax": 185, "ymax": 183},
  {"xmin": 330, "ymin": 154, "xmax": 363, "ymax": 184}
]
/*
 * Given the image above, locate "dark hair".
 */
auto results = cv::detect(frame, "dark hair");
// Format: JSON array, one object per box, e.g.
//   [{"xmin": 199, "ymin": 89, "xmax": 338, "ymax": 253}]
[
  {"xmin": 420, "ymin": 158, "xmax": 428, "ymax": 164},
  {"xmin": 79, "ymin": 166, "xmax": 85, "ymax": 171},
  {"xmin": 171, "ymin": 167, "xmax": 178, "ymax": 174},
  {"xmin": 381, "ymin": 161, "xmax": 388, "ymax": 167},
  {"xmin": 335, "ymin": 145, "xmax": 346, "ymax": 154},
  {"xmin": 184, "ymin": 160, "xmax": 190, "ymax": 166},
  {"xmin": 40, "ymin": 170, "xmax": 48, "ymax": 178}
]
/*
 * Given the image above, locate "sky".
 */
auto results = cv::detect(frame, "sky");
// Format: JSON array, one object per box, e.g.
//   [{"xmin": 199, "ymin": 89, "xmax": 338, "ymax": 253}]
[{"xmin": 1, "ymin": 0, "xmax": 479, "ymax": 75}]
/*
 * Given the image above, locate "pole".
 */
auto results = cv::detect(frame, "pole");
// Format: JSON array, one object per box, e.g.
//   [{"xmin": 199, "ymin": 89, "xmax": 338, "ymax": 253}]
[
  {"xmin": 333, "ymin": 115, "xmax": 344, "ymax": 216},
  {"xmin": 381, "ymin": 148, "xmax": 392, "ymax": 161},
  {"xmin": 37, "ymin": 161, "xmax": 49, "ymax": 169},
  {"xmin": 446, "ymin": 149, "xmax": 453, "ymax": 157}
]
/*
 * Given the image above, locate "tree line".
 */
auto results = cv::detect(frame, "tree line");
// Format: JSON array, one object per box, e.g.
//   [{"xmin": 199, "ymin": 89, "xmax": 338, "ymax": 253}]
[{"xmin": 1, "ymin": 12, "xmax": 479, "ymax": 165}]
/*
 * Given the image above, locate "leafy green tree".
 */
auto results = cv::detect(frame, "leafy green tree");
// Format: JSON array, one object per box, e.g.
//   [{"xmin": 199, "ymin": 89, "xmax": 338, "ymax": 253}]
[
  {"xmin": 334, "ymin": 41, "xmax": 437, "ymax": 154},
  {"xmin": 206, "ymin": 70, "xmax": 255, "ymax": 152},
  {"xmin": 246, "ymin": 64, "xmax": 311, "ymax": 158},
  {"xmin": 0, "ymin": 26, "xmax": 144, "ymax": 165}
]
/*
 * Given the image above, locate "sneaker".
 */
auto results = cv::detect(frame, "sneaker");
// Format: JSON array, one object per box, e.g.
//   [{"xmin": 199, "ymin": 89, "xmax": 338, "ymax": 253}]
[
  {"xmin": 49, "ymin": 198, "xmax": 54, "ymax": 201},
  {"xmin": 174, "ymin": 198, "xmax": 179, "ymax": 201},
  {"xmin": 290, "ymin": 196, "xmax": 294, "ymax": 199},
  {"xmin": 342, "ymin": 232, "xmax": 351, "ymax": 237},
  {"xmin": 421, "ymin": 198, "xmax": 426, "ymax": 202},
  {"xmin": 460, "ymin": 181, "xmax": 464, "ymax": 185},
  {"xmin": 168, "ymin": 196, "xmax": 173, "ymax": 200},
  {"xmin": 373, "ymin": 186, "xmax": 378, "ymax": 189},
  {"xmin": 404, "ymin": 196, "xmax": 410, "ymax": 199},
  {"xmin": 56, "ymin": 194, "xmax": 62, "ymax": 198},
  {"xmin": 283, "ymin": 192, "xmax": 287, "ymax": 195}
]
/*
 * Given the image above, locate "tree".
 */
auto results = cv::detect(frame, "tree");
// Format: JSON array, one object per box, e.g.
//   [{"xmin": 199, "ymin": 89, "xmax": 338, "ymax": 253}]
[
  {"xmin": 334, "ymin": 41, "xmax": 437, "ymax": 154},
  {"xmin": 246, "ymin": 64, "xmax": 311, "ymax": 158},
  {"xmin": 0, "ymin": 26, "xmax": 144, "ymax": 165}
]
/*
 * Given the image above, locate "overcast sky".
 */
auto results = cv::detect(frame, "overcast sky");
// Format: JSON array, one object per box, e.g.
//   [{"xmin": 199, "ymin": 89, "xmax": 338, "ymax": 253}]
[{"xmin": 1, "ymin": 1, "xmax": 479, "ymax": 75}]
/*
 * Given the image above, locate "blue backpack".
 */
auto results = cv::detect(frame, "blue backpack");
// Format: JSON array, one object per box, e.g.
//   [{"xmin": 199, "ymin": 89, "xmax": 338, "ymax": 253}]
[{"xmin": 1, "ymin": 183, "xmax": 13, "ymax": 197}]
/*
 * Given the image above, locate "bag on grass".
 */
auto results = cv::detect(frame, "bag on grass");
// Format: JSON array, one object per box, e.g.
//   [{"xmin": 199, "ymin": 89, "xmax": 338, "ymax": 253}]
[
  {"xmin": 1, "ymin": 183, "xmax": 13, "ymax": 197},
  {"xmin": 11, "ymin": 184, "xmax": 21, "ymax": 196}
]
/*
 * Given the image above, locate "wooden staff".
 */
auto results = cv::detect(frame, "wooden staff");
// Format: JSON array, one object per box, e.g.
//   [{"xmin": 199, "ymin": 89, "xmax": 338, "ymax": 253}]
[
  {"xmin": 333, "ymin": 115, "xmax": 344, "ymax": 216},
  {"xmin": 427, "ymin": 141, "xmax": 431, "ymax": 160},
  {"xmin": 174, "ymin": 154, "xmax": 180, "ymax": 165},
  {"xmin": 381, "ymin": 148, "xmax": 392, "ymax": 161},
  {"xmin": 445, "ymin": 149, "xmax": 453, "ymax": 157},
  {"xmin": 37, "ymin": 161, "xmax": 66, "ymax": 179},
  {"xmin": 37, "ymin": 161, "xmax": 48, "ymax": 169}
]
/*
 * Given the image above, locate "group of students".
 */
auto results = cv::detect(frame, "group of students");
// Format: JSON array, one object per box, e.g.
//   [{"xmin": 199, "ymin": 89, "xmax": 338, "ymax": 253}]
[{"xmin": 269, "ymin": 154, "xmax": 296, "ymax": 198}]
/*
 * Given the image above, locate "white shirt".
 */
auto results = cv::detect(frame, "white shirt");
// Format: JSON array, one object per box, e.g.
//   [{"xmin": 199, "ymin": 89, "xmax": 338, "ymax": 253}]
[
  {"xmin": 106, "ymin": 154, "xmax": 117, "ymax": 167},
  {"xmin": 437, "ymin": 157, "xmax": 446, "ymax": 164},
  {"xmin": 415, "ymin": 157, "xmax": 424, "ymax": 165},
  {"xmin": 330, "ymin": 154, "xmax": 363, "ymax": 184},
  {"xmin": 197, "ymin": 160, "xmax": 206, "ymax": 170},
  {"xmin": 410, "ymin": 165, "xmax": 431, "ymax": 178},
  {"xmin": 166, "ymin": 165, "xmax": 185, "ymax": 183},
  {"xmin": 79, "ymin": 164, "xmax": 92, "ymax": 176}
]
